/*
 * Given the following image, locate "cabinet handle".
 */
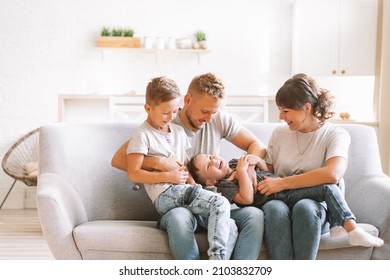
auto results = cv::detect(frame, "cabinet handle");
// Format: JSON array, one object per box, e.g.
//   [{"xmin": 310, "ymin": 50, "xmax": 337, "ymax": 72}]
[
  {"xmin": 332, "ymin": 70, "xmax": 337, "ymax": 75},
  {"xmin": 341, "ymin": 70, "xmax": 346, "ymax": 75}
]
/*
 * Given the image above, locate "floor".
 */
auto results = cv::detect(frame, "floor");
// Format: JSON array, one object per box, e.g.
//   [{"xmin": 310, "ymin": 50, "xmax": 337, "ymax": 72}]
[{"xmin": 0, "ymin": 209, "xmax": 54, "ymax": 260}]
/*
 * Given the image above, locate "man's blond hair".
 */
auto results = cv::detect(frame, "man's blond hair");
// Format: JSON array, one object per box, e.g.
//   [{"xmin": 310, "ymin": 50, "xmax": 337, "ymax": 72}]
[{"xmin": 187, "ymin": 72, "xmax": 225, "ymax": 100}]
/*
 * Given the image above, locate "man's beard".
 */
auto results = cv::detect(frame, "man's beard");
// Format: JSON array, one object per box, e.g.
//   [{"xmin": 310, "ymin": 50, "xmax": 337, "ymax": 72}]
[{"xmin": 186, "ymin": 110, "xmax": 204, "ymax": 130}]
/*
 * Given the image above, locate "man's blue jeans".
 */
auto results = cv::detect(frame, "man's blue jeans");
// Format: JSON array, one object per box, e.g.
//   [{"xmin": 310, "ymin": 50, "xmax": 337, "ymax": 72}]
[
  {"xmin": 157, "ymin": 204, "xmax": 263, "ymax": 259},
  {"xmin": 154, "ymin": 184, "xmax": 236, "ymax": 260}
]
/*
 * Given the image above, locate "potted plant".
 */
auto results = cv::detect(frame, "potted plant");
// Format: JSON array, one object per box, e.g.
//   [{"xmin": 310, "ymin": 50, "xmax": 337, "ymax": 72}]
[
  {"xmin": 193, "ymin": 31, "xmax": 207, "ymax": 49},
  {"xmin": 123, "ymin": 28, "xmax": 134, "ymax": 37},
  {"xmin": 111, "ymin": 28, "xmax": 123, "ymax": 37},
  {"xmin": 101, "ymin": 26, "xmax": 111, "ymax": 36},
  {"xmin": 97, "ymin": 26, "xmax": 141, "ymax": 48}
]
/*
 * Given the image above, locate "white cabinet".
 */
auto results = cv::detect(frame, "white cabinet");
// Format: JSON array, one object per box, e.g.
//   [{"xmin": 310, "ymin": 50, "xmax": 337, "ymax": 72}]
[
  {"xmin": 58, "ymin": 94, "xmax": 278, "ymax": 123},
  {"xmin": 222, "ymin": 96, "xmax": 275, "ymax": 123},
  {"xmin": 292, "ymin": 0, "xmax": 379, "ymax": 76}
]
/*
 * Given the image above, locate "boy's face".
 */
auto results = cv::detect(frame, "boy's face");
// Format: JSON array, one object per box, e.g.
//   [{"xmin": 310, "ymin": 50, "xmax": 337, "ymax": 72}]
[
  {"xmin": 145, "ymin": 98, "xmax": 180, "ymax": 130},
  {"xmin": 194, "ymin": 154, "xmax": 230, "ymax": 184}
]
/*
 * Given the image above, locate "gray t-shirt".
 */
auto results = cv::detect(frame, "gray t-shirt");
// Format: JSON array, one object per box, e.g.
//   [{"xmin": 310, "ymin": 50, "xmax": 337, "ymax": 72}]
[
  {"xmin": 172, "ymin": 110, "xmax": 242, "ymax": 158},
  {"xmin": 265, "ymin": 122, "xmax": 350, "ymax": 177},
  {"xmin": 127, "ymin": 121, "xmax": 191, "ymax": 202}
]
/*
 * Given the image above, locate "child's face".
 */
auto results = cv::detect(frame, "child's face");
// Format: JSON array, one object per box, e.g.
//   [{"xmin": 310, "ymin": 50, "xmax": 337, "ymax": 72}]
[
  {"xmin": 194, "ymin": 154, "xmax": 230, "ymax": 184},
  {"xmin": 145, "ymin": 98, "xmax": 180, "ymax": 130}
]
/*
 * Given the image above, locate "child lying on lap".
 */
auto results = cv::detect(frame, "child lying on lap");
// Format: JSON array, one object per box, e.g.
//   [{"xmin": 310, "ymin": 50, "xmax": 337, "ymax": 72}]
[{"xmin": 187, "ymin": 153, "xmax": 383, "ymax": 248}]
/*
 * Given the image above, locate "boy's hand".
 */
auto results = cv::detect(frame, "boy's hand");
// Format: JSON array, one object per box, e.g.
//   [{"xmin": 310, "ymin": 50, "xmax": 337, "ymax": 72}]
[
  {"xmin": 236, "ymin": 155, "xmax": 250, "ymax": 171},
  {"xmin": 157, "ymin": 157, "xmax": 184, "ymax": 172},
  {"xmin": 167, "ymin": 166, "xmax": 188, "ymax": 184}
]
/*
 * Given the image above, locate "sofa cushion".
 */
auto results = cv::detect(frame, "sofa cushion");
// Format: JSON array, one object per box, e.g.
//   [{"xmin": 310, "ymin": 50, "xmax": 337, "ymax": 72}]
[{"xmin": 73, "ymin": 220, "xmax": 210, "ymax": 260}]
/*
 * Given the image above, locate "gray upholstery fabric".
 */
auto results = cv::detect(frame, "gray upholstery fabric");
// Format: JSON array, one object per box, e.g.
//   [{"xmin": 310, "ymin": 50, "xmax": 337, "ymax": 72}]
[{"xmin": 37, "ymin": 122, "xmax": 390, "ymax": 259}]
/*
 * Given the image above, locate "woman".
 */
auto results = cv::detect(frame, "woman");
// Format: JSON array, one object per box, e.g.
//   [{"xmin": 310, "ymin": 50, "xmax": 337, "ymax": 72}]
[{"xmin": 258, "ymin": 73, "xmax": 375, "ymax": 259}]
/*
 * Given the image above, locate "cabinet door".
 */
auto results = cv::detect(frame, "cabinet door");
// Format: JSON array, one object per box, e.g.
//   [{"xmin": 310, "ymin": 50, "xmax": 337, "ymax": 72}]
[
  {"xmin": 293, "ymin": 0, "xmax": 378, "ymax": 76},
  {"xmin": 339, "ymin": 0, "xmax": 378, "ymax": 76},
  {"xmin": 292, "ymin": 0, "xmax": 338, "ymax": 76}
]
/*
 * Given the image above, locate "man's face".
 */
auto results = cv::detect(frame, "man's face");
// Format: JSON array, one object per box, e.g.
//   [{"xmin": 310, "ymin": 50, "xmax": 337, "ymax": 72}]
[{"xmin": 184, "ymin": 93, "xmax": 222, "ymax": 130}]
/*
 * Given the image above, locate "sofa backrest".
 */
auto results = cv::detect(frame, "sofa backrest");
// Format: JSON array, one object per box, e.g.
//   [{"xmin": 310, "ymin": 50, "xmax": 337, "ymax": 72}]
[
  {"xmin": 39, "ymin": 122, "xmax": 383, "ymax": 221},
  {"xmin": 39, "ymin": 122, "xmax": 160, "ymax": 221}
]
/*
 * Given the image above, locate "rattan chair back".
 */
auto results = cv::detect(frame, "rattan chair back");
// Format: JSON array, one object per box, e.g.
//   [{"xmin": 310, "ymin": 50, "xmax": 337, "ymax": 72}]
[{"xmin": 2, "ymin": 128, "xmax": 39, "ymax": 187}]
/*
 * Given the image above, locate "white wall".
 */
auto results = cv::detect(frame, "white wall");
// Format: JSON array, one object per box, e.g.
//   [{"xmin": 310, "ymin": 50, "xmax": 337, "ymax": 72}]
[{"xmin": 0, "ymin": 0, "xmax": 293, "ymax": 208}]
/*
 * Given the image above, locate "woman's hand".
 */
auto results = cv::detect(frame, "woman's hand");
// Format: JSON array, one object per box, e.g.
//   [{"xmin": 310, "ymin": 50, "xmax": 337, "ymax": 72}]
[{"xmin": 257, "ymin": 176, "xmax": 284, "ymax": 195}]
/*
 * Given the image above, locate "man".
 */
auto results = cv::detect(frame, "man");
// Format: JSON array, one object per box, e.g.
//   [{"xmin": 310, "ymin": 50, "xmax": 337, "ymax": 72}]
[{"xmin": 111, "ymin": 72, "xmax": 266, "ymax": 259}]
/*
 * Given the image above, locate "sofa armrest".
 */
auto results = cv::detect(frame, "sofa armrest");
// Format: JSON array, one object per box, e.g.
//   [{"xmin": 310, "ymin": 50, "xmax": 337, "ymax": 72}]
[
  {"xmin": 345, "ymin": 174, "xmax": 390, "ymax": 259},
  {"xmin": 36, "ymin": 172, "xmax": 88, "ymax": 259}
]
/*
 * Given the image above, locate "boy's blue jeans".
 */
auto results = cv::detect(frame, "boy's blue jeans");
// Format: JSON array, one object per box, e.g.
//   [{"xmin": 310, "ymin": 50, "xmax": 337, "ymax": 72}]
[{"xmin": 154, "ymin": 184, "xmax": 237, "ymax": 260}]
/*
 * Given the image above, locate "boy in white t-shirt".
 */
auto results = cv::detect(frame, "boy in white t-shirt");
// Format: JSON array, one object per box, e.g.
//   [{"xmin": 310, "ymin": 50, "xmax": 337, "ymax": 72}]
[{"xmin": 126, "ymin": 76, "xmax": 237, "ymax": 260}]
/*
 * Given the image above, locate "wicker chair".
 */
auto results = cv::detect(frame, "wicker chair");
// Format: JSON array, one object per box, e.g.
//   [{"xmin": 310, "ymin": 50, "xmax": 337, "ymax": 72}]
[{"xmin": 1, "ymin": 128, "xmax": 39, "ymax": 209}]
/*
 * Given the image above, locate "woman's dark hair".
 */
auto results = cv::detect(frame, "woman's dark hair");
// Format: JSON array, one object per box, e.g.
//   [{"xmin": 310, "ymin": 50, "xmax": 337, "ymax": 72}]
[{"xmin": 275, "ymin": 73, "xmax": 335, "ymax": 124}]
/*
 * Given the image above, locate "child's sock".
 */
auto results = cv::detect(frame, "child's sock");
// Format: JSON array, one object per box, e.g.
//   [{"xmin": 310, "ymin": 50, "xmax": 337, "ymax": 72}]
[
  {"xmin": 330, "ymin": 226, "xmax": 348, "ymax": 238},
  {"xmin": 348, "ymin": 227, "xmax": 384, "ymax": 247}
]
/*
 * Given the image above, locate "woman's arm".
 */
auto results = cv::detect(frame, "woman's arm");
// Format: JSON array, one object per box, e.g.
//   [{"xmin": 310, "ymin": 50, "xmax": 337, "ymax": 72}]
[{"xmin": 257, "ymin": 156, "xmax": 347, "ymax": 196}]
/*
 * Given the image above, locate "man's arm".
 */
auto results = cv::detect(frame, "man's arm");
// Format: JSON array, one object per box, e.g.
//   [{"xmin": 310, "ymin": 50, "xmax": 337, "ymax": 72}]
[
  {"xmin": 230, "ymin": 127, "xmax": 267, "ymax": 158},
  {"xmin": 111, "ymin": 141, "xmax": 129, "ymax": 171},
  {"xmin": 111, "ymin": 140, "xmax": 184, "ymax": 172},
  {"xmin": 127, "ymin": 153, "xmax": 188, "ymax": 185}
]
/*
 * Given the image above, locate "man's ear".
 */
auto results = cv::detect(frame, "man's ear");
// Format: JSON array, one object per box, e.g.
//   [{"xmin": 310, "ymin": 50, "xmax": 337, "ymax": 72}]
[
  {"xmin": 144, "ymin": 103, "xmax": 151, "ymax": 113},
  {"xmin": 205, "ymin": 179, "xmax": 218, "ymax": 186},
  {"xmin": 184, "ymin": 93, "xmax": 191, "ymax": 105}
]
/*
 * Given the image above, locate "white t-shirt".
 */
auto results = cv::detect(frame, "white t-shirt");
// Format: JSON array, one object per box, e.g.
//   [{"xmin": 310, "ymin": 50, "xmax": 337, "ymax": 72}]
[
  {"xmin": 127, "ymin": 121, "xmax": 191, "ymax": 202},
  {"xmin": 172, "ymin": 110, "xmax": 242, "ymax": 158},
  {"xmin": 265, "ymin": 122, "xmax": 350, "ymax": 177}
]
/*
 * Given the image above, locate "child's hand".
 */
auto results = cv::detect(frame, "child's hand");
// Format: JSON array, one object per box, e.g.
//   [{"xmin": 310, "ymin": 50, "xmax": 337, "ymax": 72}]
[
  {"xmin": 247, "ymin": 166, "xmax": 258, "ymax": 193},
  {"xmin": 236, "ymin": 155, "xmax": 250, "ymax": 172},
  {"xmin": 167, "ymin": 166, "xmax": 188, "ymax": 184},
  {"xmin": 158, "ymin": 157, "xmax": 184, "ymax": 172}
]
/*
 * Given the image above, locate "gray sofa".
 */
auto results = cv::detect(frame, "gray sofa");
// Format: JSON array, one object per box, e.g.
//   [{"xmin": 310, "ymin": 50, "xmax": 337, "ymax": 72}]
[{"xmin": 36, "ymin": 122, "xmax": 390, "ymax": 259}]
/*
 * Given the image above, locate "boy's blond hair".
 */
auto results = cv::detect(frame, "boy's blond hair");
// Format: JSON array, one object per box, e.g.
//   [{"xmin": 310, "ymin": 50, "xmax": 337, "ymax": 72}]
[{"xmin": 146, "ymin": 77, "xmax": 181, "ymax": 106}]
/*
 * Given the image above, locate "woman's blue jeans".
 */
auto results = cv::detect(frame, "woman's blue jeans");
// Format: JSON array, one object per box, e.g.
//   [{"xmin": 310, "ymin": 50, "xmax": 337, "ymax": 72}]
[
  {"xmin": 154, "ymin": 184, "xmax": 236, "ymax": 260},
  {"xmin": 267, "ymin": 183, "xmax": 355, "ymax": 228},
  {"xmin": 157, "ymin": 203, "xmax": 264, "ymax": 260},
  {"xmin": 263, "ymin": 199, "xmax": 328, "ymax": 259}
]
